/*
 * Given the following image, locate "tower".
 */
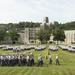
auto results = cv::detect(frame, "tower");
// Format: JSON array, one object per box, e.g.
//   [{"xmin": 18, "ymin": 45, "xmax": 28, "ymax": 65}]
[{"xmin": 43, "ymin": 17, "xmax": 49, "ymax": 23}]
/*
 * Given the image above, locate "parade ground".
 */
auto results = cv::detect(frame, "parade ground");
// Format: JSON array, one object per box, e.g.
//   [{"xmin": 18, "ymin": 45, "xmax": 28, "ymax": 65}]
[{"xmin": 0, "ymin": 44, "xmax": 75, "ymax": 75}]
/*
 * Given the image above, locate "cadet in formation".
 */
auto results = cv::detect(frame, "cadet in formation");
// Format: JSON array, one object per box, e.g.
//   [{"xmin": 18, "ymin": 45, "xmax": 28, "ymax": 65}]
[
  {"xmin": 56, "ymin": 55, "xmax": 60, "ymax": 65},
  {"xmin": 38, "ymin": 54, "xmax": 43, "ymax": 67},
  {"xmin": 48, "ymin": 53, "xmax": 52, "ymax": 64}
]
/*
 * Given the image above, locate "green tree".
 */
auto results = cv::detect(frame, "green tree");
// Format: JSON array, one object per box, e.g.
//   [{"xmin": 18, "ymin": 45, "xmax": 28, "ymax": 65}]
[
  {"xmin": 7, "ymin": 30, "xmax": 20, "ymax": 44},
  {"xmin": 58, "ymin": 21, "xmax": 75, "ymax": 30},
  {"xmin": 0, "ymin": 29, "xmax": 6, "ymax": 44},
  {"xmin": 36, "ymin": 29, "xmax": 50, "ymax": 43},
  {"xmin": 53, "ymin": 28, "xmax": 66, "ymax": 44},
  {"xmin": 44, "ymin": 30, "xmax": 50, "ymax": 43},
  {"xmin": 36, "ymin": 29, "xmax": 44, "ymax": 43}
]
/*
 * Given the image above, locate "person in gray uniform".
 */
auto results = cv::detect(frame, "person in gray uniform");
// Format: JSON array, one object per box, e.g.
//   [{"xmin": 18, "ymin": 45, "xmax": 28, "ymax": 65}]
[
  {"xmin": 48, "ymin": 54, "xmax": 52, "ymax": 64},
  {"xmin": 38, "ymin": 54, "xmax": 43, "ymax": 67},
  {"xmin": 56, "ymin": 55, "xmax": 60, "ymax": 65}
]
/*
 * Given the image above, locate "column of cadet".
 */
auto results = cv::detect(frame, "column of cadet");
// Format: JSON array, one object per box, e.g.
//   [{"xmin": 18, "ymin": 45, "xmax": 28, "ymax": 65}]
[
  {"xmin": 0, "ymin": 52, "xmax": 34, "ymax": 66},
  {"xmin": 0, "ymin": 52, "xmax": 60, "ymax": 66}
]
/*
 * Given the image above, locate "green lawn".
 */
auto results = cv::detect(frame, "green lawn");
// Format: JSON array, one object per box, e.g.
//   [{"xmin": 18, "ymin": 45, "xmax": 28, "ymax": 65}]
[{"xmin": 0, "ymin": 44, "xmax": 75, "ymax": 75}]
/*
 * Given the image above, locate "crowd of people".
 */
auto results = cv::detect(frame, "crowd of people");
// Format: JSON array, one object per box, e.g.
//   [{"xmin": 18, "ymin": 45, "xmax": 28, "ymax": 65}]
[
  {"xmin": 0, "ymin": 52, "xmax": 60, "ymax": 67},
  {"xmin": 0, "ymin": 52, "xmax": 34, "ymax": 66}
]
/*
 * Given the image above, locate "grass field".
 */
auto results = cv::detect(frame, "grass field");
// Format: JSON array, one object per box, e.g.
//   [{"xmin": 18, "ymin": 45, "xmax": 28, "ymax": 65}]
[{"xmin": 0, "ymin": 44, "xmax": 75, "ymax": 75}]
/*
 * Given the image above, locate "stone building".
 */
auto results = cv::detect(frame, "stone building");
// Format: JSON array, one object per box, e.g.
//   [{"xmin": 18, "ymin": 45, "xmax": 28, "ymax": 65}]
[
  {"xmin": 18, "ymin": 28, "xmax": 40, "ymax": 44},
  {"xmin": 64, "ymin": 30, "xmax": 75, "ymax": 44}
]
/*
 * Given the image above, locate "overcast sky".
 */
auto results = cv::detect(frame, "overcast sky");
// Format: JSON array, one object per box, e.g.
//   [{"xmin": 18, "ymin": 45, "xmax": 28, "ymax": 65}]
[{"xmin": 0, "ymin": 0, "xmax": 75, "ymax": 23}]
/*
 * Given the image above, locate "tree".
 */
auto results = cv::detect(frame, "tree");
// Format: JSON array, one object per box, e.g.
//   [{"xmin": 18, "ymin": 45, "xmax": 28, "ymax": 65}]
[
  {"xmin": 0, "ymin": 29, "xmax": 6, "ymax": 44},
  {"xmin": 53, "ymin": 28, "xmax": 66, "ymax": 44},
  {"xmin": 36, "ymin": 29, "xmax": 50, "ymax": 43},
  {"xmin": 36, "ymin": 29, "xmax": 44, "ymax": 43},
  {"xmin": 7, "ymin": 30, "xmax": 20, "ymax": 44},
  {"xmin": 44, "ymin": 30, "xmax": 50, "ymax": 43}
]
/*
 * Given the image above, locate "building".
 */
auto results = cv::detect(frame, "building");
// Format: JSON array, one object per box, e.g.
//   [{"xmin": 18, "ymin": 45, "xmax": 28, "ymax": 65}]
[
  {"xmin": 18, "ymin": 28, "xmax": 40, "ymax": 44},
  {"xmin": 49, "ymin": 30, "xmax": 75, "ymax": 45},
  {"xmin": 64, "ymin": 30, "xmax": 75, "ymax": 44},
  {"xmin": 40, "ymin": 17, "xmax": 59, "ymax": 29},
  {"xmin": 43, "ymin": 17, "xmax": 49, "ymax": 23}
]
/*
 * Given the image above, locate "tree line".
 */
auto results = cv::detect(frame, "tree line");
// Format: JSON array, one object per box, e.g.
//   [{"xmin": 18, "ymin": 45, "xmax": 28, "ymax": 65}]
[{"xmin": 0, "ymin": 22, "xmax": 40, "ymax": 29}]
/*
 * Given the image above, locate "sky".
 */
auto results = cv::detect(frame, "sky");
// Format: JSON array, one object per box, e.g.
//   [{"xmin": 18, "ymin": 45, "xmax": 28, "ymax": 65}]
[{"xmin": 0, "ymin": 0, "xmax": 75, "ymax": 23}]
